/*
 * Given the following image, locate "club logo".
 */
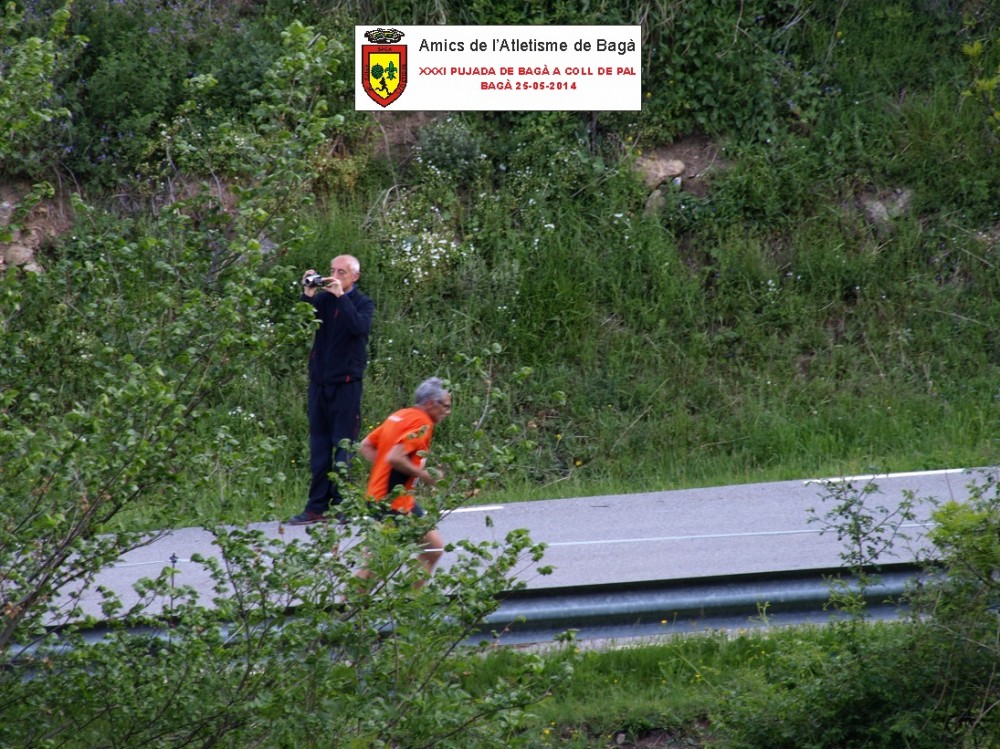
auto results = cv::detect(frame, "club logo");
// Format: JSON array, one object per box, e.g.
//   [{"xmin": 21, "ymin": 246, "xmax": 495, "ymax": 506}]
[{"xmin": 362, "ymin": 28, "xmax": 406, "ymax": 107}]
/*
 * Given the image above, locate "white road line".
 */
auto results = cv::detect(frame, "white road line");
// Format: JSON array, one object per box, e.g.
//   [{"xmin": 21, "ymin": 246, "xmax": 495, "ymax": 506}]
[
  {"xmin": 114, "ymin": 517, "xmax": 935, "ymax": 562},
  {"xmin": 544, "ymin": 522, "xmax": 932, "ymax": 548},
  {"xmin": 451, "ymin": 505, "xmax": 505, "ymax": 513},
  {"xmin": 804, "ymin": 468, "xmax": 967, "ymax": 485},
  {"xmin": 113, "ymin": 558, "xmax": 193, "ymax": 568}
]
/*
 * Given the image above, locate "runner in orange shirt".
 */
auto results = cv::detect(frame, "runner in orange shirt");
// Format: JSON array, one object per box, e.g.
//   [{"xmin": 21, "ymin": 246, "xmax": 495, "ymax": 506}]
[{"xmin": 358, "ymin": 377, "xmax": 452, "ymax": 586}]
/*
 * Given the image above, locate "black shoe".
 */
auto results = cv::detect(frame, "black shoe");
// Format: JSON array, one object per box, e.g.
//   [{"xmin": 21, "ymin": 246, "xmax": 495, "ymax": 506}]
[{"xmin": 287, "ymin": 511, "xmax": 328, "ymax": 526}]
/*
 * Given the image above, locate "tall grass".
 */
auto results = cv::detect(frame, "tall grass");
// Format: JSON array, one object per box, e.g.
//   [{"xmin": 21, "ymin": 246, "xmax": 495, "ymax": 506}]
[
  {"xmin": 180, "ymin": 168, "xmax": 998, "ymax": 526},
  {"xmin": 206, "ymin": 184, "xmax": 997, "ymax": 527},
  {"xmin": 460, "ymin": 623, "xmax": 902, "ymax": 746}
]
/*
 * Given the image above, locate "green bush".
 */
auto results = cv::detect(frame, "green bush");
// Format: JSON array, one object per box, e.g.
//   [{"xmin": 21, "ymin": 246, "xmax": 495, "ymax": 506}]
[
  {"xmin": 0, "ymin": 508, "xmax": 565, "ymax": 748},
  {"xmin": 713, "ymin": 622, "xmax": 955, "ymax": 749},
  {"xmin": 0, "ymin": 2, "xmax": 83, "ymax": 180},
  {"xmin": 413, "ymin": 116, "xmax": 485, "ymax": 187}
]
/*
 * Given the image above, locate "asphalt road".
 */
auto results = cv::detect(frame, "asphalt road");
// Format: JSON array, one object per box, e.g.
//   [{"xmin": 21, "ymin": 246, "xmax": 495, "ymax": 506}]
[
  {"xmin": 57, "ymin": 467, "xmax": 987, "ymax": 624},
  {"xmin": 445, "ymin": 466, "xmax": 988, "ymax": 588}
]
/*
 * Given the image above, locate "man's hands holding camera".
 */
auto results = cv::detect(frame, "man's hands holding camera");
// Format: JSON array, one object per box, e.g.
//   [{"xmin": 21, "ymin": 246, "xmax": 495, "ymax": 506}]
[{"xmin": 301, "ymin": 269, "xmax": 344, "ymax": 297}]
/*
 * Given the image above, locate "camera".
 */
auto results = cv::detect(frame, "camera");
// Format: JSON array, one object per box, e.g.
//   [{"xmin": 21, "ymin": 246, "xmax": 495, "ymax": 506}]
[{"xmin": 303, "ymin": 272, "xmax": 326, "ymax": 288}]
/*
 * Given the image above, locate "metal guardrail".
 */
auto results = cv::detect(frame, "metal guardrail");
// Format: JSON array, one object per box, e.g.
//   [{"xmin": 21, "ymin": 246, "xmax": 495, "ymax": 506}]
[
  {"xmin": 7, "ymin": 564, "xmax": 922, "ymax": 669},
  {"xmin": 476, "ymin": 564, "xmax": 922, "ymax": 645}
]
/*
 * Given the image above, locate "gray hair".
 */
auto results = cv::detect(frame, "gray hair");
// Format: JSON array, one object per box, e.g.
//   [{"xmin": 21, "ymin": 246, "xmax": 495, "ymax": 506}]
[
  {"xmin": 414, "ymin": 377, "xmax": 448, "ymax": 405},
  {"xmin": 333, "ymin": 254, "xmax": 360, "ymax": 273}
]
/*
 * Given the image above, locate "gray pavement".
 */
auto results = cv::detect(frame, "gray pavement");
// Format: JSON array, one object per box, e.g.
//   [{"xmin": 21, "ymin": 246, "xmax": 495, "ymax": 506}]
[
  {"xmin": 57, "ymin": 467, "xmax": 986, "ymax": 625},
  {"xmin": 443, "ymin": 467, "xmax": 980, "ymax": 588}
]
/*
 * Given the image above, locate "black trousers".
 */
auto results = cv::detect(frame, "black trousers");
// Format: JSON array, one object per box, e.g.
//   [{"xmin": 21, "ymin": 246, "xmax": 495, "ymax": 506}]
[{"xmin": 305, "ymin": 380, "xmax": 362, "ymax": 515}]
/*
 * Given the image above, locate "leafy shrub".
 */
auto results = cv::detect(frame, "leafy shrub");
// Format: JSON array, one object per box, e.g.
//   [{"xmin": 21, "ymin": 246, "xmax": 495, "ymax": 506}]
[
  {"xmin": 414, "ymin": 116, "xmax": 486, "ymax": 187},
  {"xmin": 903, "ymin": 469, "xmax": 1000, "ymax": 742},
  {"xmin": 370, "ymin": 184, "xmax": 471, "ymax": 287},
  {"xmin": 0, "ymin": 2, "xmax": 83, "ymax": 179},
  {"xmin": 0, "ymin": 499, "xmax": 566, "ymax": 748},
  {"xmin": 57, "ymin": 0, "xmax": 202, "ymax": 182},
  {"xmin": 713, "ymin": 622, "xmax": 952, "ymax": 749}
]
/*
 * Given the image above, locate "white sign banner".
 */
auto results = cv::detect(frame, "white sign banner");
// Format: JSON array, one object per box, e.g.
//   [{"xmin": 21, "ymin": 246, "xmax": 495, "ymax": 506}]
[{"xmin": 355, "ymin": 25, "xmax": 642, "ymax": 112}]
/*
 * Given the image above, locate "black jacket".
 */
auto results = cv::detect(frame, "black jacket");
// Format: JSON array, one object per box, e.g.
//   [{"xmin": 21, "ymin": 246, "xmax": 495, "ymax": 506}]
[{"xmin": 302, "ymin": 287, "xmax": 374, "ymax": 385}]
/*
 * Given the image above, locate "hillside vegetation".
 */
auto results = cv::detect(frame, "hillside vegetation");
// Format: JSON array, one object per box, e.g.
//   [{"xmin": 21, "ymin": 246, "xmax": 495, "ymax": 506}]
[
  {"xmin": 2, "ymin": 2, "xmax": 1000, "ymax": 746},
  {"xmin": 3, "ymin": 0, "xmax": 999, "ymax": 527}
]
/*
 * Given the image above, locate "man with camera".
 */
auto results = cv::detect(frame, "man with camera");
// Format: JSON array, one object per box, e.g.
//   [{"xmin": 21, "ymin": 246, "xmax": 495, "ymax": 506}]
[{"xmin": 287, "ymin": 255, "xmax": 375, "ymax": 525}]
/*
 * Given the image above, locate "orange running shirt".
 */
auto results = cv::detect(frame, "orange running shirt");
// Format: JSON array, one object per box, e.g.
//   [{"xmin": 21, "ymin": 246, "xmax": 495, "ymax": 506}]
[{"xmin": 364, "ymin": 407, "xmax": 435, "ymax": 514}]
